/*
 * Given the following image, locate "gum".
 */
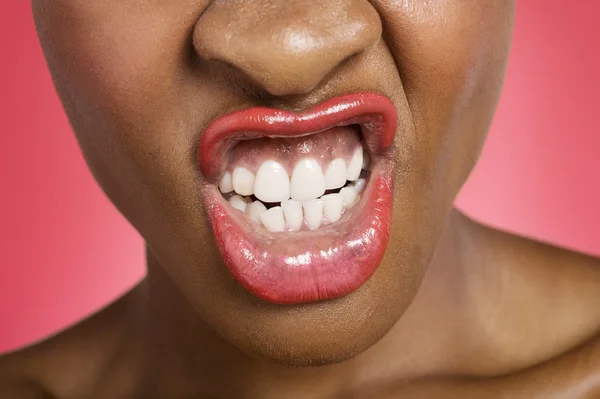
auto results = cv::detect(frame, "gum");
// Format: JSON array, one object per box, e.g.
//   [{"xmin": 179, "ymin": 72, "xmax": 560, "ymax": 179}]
[{"xmin": 223, "ymin": 125, "xmax": 363, "ymax": 176}]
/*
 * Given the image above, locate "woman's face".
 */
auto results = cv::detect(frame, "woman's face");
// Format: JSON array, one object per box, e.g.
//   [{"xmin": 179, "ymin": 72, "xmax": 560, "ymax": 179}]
[{"xmin": 32, "ymin": 0, "xmax": 514, "ymax": 365}]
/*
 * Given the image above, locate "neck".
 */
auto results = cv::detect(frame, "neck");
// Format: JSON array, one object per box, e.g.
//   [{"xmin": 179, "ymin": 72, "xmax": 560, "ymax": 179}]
[{"xmin": 135, "ymin": 209, "xmax": 476, "ymax": 398}]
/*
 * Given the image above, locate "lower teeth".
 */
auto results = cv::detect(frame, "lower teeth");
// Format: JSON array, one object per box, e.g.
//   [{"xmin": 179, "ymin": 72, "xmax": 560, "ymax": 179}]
[{"xmin": 225, "ymin": 177, "xmax": 367, "ymax": 232}]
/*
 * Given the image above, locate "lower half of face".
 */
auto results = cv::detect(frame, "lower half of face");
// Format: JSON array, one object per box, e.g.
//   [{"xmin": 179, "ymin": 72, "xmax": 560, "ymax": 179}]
[{"xmin": 33, "ymin": 0, "xmax": 515, "ymax": 365}]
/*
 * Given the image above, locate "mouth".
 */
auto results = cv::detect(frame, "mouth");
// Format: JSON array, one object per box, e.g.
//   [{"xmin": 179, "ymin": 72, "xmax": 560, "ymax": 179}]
[{"xmin": 198, "ymin": 92, "xmax": 397, "ymax": 304}]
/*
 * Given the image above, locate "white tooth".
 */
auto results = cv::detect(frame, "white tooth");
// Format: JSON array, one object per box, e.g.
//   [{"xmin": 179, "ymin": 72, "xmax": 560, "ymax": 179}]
[
  {"xmin": 281, "ymin": 200, "xmax": 303, "ymax": 231},
  {"xmin": 232, "ymin": 167, "xmax": 255, "ymax": 196},
  {"xmin": 322, "ymin": 194, "xmax": 343, "ymax": 224},
  {"xmin": 246, "ymin": 201, "xmax": 267, "ymax": 223},
  {"xmin": 353, "ymin": 178, "xmax": 366, "ymax": 192},
  {"xmin": 290, "ymin": 159, "xmax": 326, "ymax": 201},
  {"xmin": 303, "ymin": 199, "xmax": 324, "ymax": 230},
  {"xmin": 362, "ymin": 151, "xmax": 371, "ymax": 171},
  {"xmin": 347, "ymin": 148, "xmax": 363, "ymax": 181},
  {"xmin": 253, "ymin": 160, "xmax": 290, "ymax": 203},
  {"xmin": 324, "ymin": 158, "xmax": 347, "ymax": 190},
  {"xmin": 229, "ymin": 195, "xmax": 249, "ymax": 213},
  {"xmin": 260, "ymin": 206, "xmax": 286, "ymax": 232},
  {"xmin": 340, "ymin": 186, "xmax": 358, "ymax": 207},
  {"xmin": 218, "ymin": 172, "xmax": 234, "ymax": 193}
]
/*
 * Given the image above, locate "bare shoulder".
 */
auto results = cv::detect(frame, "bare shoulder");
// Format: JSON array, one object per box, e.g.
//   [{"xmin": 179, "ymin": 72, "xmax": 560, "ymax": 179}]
[
  {"xmin": 478, "ymin": 216, "xmax": 600, "ymax": 307},
  {"xmin": 0, "ymin": 284, "xmax": 145, "ymax": 399},
  {"xmin": 462, "ymin": 213, "xmax": 600, "ymax": 374}
]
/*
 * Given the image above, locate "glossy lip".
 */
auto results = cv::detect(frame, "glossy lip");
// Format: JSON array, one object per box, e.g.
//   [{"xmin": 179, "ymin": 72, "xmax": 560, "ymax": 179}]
[{"xmin": 199, "ymin": 92, "xmax": 398, "ymax": 304}]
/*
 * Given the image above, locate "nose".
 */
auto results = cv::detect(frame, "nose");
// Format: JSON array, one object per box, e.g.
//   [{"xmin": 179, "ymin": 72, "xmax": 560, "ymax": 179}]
[{"xmin": 193, "ymin": 0, "xmax": 382, "ymax": 97}]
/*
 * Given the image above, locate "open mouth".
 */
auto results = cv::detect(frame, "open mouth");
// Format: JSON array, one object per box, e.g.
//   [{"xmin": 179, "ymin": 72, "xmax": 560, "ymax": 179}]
[
  {"xmin": 198, "ymin": 92, "xmax": 398, "ymax": 304},
  {"xmin": 218, "ymin": 126, "xmax": 370, "ymax": 231}
]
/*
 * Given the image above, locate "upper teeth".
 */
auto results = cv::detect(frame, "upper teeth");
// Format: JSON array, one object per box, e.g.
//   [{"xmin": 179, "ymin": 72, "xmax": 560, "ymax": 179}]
[
  {"xmin": 232, "ymin": 167, "xmax": 255, "ymax": 196},
  {"xmin": 218, "ymin": 171, "xmax": 234, "ymax": 194},
  {"xmin": 347, "ymin": 148, "xmax": 363, "ymax": 181},
  {"xmin": 219, "ymin": 149, "xmax": 368, "ymax": 202},
  {"xmin": 254, "ymin": 160, "xmax": 290, "ymax": 202},
  {"xmin": 290, "ymin": 159, "xmax": 326, "ymax": 202},
  {"xmin": 324, "ymin": 158, "xmax": 347, "ymax": 189}
]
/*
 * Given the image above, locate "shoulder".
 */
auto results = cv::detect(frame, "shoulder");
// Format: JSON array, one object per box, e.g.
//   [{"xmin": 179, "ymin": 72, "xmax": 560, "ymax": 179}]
[
  {"xmin": 460, "ymin": 213, "xmax": 600, "ymax": 375},
  {"xmin": 475, "ymin": 217, "xmax": 600, "ymax": 309},
  {"xmin": 0, "ymin": 284, "xmax": 145, "ymax": 399}
]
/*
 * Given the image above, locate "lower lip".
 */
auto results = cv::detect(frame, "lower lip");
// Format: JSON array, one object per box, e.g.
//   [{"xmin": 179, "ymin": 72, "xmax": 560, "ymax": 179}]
[{"xmin": 202, "ymin": 161, "xmax": 393, "ymax": 305}]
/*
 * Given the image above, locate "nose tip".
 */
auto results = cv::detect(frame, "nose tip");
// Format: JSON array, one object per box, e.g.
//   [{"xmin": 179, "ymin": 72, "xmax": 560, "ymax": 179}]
[{"xmin": 193, "ymin": 0, "xmax": 382, "ymax": 97}]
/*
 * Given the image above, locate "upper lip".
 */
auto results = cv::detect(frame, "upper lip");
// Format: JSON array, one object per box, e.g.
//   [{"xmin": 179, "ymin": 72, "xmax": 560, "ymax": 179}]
[{"xmin": 198, "ymin": 92, "xmax": 398, "ymax": 181}]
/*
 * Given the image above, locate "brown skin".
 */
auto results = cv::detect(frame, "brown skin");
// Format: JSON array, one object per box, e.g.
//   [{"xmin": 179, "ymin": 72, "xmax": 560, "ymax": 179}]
[{"xmin": 1, "ymin": 0, "xmax": 599, "ymax": 397}]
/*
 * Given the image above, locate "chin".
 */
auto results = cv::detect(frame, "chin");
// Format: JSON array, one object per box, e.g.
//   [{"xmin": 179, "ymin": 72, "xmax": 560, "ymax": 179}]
[{"xmin": 172, "ymin": 236, "xmax": 428, "ymax": 368}]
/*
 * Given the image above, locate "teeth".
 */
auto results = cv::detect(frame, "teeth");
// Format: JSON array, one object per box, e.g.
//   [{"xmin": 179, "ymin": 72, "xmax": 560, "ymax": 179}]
[
  {"xmin": 246, "ymin": 201, "xmax": 267, "ymax": 223},
  {"xmin": 347, "ymin": 148, "xmax": 363, "ymax": 181},
  {"xmin": 218, "ymin": 172, "xmax": 234, "ymax": 194},
  {"xmin": 229, "ymin": 195, "xmax": 250, "ymax": 212},
  {"xmin": 322, "ymin": 194, "xmax": 343, "ymax": 224},
  {"xmin": 362, "ymin": 151, "xmax": 371, "ymax": 171},
  {"xmin": 340, "ymin": 186, "xmax": 358, "ymax": 207},
  {"xmin": 353, "ymin": 178, "xmax": 366, "ymax": 192},
  {"xmin": 254, "ymin": 160, "xmax": 290, "ymax": 203},
  {"xmin": 281, "ymin": 200, "xmax": 303, "ymax": 231},
  {"xmin": 303, "ymin": 199, "xmax": 324, "ymax": 230},
  {"xmin": 225, "ymin": 147, "xmax": 371, "ymax": 230},
  {"xmin": 290, "ymin": 159, "xmax": 326, "ymax": 201},
  {"xmin": 260, "ymin": 206, "xmax": 286, "ymax": 232},
  {"xmin": 324, "ymin": 158, "xmax": 347, "ymax": 190},
  {"xmin": 232, "ymin": 167, "xmax": 255, "ymax": 196}
]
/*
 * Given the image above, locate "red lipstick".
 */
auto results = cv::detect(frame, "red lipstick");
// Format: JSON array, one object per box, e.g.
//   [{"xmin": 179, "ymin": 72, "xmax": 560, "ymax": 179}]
[{"xmin": 199, "ymin": 92, "xmax": 397, "ymax": 304}]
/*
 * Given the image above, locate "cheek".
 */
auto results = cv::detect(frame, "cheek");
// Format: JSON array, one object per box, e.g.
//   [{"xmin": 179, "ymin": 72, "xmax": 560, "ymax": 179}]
[
  {"xmin": 379, "ymin": 0, "xmax": 515, "ymax": 193},
  {"xmin": 384, "ymin": 0, "xmax": 514, "ymax": 159},
  {"xmin": 33, "ymin": 0, "xmax": 211, "ymax": 234},
  {"xmin": 35, "ymin": 1, "xmax": 185, "ymax": 132}
]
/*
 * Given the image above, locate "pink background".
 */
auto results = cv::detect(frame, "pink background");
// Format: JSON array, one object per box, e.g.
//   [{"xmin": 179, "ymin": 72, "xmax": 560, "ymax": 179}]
[{"xmin": 1, "ymin": 2, "xmax": 599, "ymax": 354}]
